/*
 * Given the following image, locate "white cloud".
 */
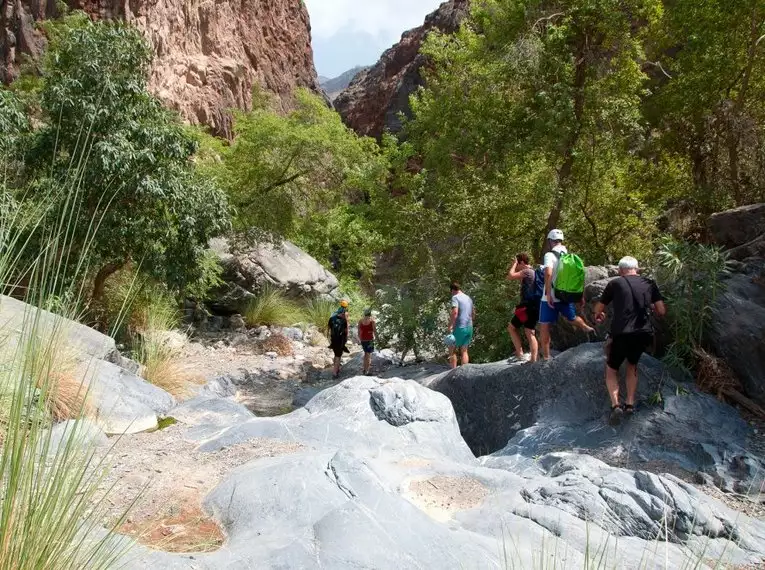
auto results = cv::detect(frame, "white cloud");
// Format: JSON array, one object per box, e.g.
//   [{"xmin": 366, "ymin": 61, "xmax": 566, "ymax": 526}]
[{"xmin": 304, "ymin": 0, "xmax": 444, "ymax": 41}]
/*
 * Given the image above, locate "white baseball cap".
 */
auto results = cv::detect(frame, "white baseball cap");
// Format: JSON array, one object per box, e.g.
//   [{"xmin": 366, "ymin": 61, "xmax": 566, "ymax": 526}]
[{"xmin": 547, "ymin": 229, "xmax": 564, "ymax": 241}]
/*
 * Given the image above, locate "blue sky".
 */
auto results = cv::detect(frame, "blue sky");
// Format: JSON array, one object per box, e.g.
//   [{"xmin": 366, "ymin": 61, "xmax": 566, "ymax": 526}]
[{"xmin": 303, "ymin": 0, "xmax": 444, "ymax": 78}]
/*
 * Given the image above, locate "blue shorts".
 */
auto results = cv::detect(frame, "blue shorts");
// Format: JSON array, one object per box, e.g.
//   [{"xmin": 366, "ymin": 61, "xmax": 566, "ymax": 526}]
[
  {"xmin": 453, "ymin": 326, "xmax": 473, "ymax": 347},
  {"xmin": 539, "ymin": 301, "xmax": 577, "ymax": 324},
  {"xmin": 361, "ymin": 341, "xmax": 375, "ymax": 354}
]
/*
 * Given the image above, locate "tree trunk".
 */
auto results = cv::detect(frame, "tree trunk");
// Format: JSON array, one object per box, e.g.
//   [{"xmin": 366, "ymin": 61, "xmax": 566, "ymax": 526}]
[
  {"xmin": 538, "ymin": 39, "xmax": 588, "ymax": 259},
  {"xmin": 727, "ymin": 5, "xmax": 761, "ymax": 204},
  {"xmin": 91, "ymin": 262, "xmax": 123, "ymax": 303}
]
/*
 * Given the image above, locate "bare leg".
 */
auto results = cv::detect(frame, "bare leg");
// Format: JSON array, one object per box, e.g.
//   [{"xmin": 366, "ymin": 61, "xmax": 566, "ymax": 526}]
[
  {"xmin": 363, "ymin": 353, "xmax": 371, "ymax": 374},
  {"xmin": 508, "ymin": 324, "xmax": 524, "ymax": 358},
  {"xmin": 625, "ymin": 363, "xmax": 638, "ymax": 406},
  {"xmin": 540, "ymin": 324, "xmax": 552, "ymax": 360},
  {"xmin": 460, "ymin": 346, "xmax": 470, "ymax": 365},
  {"xmin": 525, "ymin": 328, "xmax": 538, "ymax": 362},
  {"xmin": 449, "ymin": 347, "xmax": 457, "ymax": 369},
  {"xmin": 605, "ymin": 365, "xmax": 621, "ymax": 407},
  {"xmin": 333, "ymin": 356, "xmax": 341, "ymax": 377}
]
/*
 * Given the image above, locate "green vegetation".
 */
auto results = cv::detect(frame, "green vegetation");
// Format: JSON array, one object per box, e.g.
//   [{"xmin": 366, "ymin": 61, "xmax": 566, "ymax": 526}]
[
  {"xmin": 243, "ymin": 287, "xmax": 305, "ymax": 328},
  {"xmin": 0, "ymin": 121, "xmax": 131, "ymax": 568},
  {"xmin": 303, "ymin": 297, "xmax": 338, "ymax": 331},
  {"xmin": 1, "ymin": 13, "xmax": 229, "ymax": 325},
  {"xmin": 195, "ymin": 88, "xmax": 386, "ymax": 279},
  {"xmin": 655, "ymin": 239, "xmax": 730, "ymax": 369},
  {"xmin": 3, "ymin": 1, "xmax": 763, "ymax": 368}
]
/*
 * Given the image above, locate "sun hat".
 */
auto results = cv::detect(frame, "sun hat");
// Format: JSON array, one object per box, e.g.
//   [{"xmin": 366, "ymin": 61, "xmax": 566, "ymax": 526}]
[{"xmin": 444, "ymin": 333, "xmax": 456, "ymax": 347}]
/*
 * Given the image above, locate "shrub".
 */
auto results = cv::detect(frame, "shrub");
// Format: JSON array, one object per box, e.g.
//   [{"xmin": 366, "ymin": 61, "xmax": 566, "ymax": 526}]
[
  {"xmin": 0, "ymin": 157, "xmax": 131, "ymax": 568},
  {"xmin": 35, "ymin": 341, "xmax": 92, "ymax": 422},
  {"xmin": 654, "ymin": 238, "xmax": 730, "ymax": 369},
  {"xmin": 134, "ymin": 306, "xmax": 199, "ymax": 398},
  {"xmin": 243, "ymin": 287, "xmax": 304, "ymax": 327},
  {"xmin": 258, "ymin": 333, "xmax": 294, "ymax": 357},
  {"xmin": 303, "ymin": 297, "xmax": 337, "ymax": 332},
  {"xmin": 374, "ymin": 283, "xmax": 445, "ymax": 362}
]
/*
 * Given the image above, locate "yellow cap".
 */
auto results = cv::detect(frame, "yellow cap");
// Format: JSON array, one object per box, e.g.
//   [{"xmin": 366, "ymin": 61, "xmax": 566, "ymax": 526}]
[{"xmin": 339, "ymin": 300, "xmax": 349, "ymax": 308}]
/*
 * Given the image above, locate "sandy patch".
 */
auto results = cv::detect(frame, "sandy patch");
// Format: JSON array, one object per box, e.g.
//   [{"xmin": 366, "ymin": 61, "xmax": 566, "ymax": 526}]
[
  {"xmin": 98, "ymin": 424, "xmax": 303, "ymax": 552},
  {"xmin": 405, "ymin": 475, "xmax": 489, "ymax": 522}
]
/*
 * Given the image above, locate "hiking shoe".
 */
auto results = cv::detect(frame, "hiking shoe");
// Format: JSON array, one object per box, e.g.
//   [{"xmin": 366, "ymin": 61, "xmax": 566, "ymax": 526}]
[
  {"xmin": 608, "ymin": 405, "xmax": 624, "ymax": 426},
  {"xmin": 622, "ymin": 403, "xmax": 635, "ymax": 416}
]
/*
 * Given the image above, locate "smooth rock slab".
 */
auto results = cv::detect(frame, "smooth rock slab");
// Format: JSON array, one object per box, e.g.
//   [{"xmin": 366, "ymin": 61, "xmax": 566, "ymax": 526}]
[
  {"xmin": 87, "ymin": 360, "xmax": 175, "ymax": 435},
  {"xmin": 427, "ymin": 343, "xmax": 764, "ymax": 493}
]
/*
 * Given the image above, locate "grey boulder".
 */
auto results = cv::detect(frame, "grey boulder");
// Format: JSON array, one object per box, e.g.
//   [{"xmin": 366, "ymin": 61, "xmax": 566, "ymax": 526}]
[
  {"xmin": 708, "ymin": 203, "xmax": 765, "ymax": 250},
  {"xmin": 708, "ymin": 272, "xmax": 765, "ymax": 406},
  {"xmin": 122, "ymin": 374, "xmax": 765, "ymax": 570},
  {"xmin": 87, "ymin": 360, "xmax": 175, "ymax": 435},
  {"xmin": 209, "ymin": 237, "xmax": 339, "ymax": 312},
  {"xmin": 426, "ymin": 343, "xmax": 763, "ymax": 494}
]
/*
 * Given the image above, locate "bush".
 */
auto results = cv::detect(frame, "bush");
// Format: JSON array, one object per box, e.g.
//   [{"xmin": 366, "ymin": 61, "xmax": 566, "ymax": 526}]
[
  {"xmin": 258, "ymin": 333, "xmax": 294, "ymax": 357},
  {"xmin": 374, "ymin": 283, "xmax": 446, "ymax": 361},
  {"xmin": 654, "ymin": 238, "xmax": 730, "ymax": 369},
  {"xmin": 243, "ymin": 287, "xmax": 304, "ymax": 327},
  {"xmin": 134, "ymin": 304, "xmax": 198, "ymax": 398},
  {"xmin": 303, "ymin": 297, "xmax": 337, "ymax": 332},
  {"xmin": 0, "ymin": 148, "xmax": 131, "ymax": 567}
]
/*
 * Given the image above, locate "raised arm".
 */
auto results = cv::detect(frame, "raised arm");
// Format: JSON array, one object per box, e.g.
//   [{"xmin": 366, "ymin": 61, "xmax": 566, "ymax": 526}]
[{"xmin": 507, "ymin": 260, "xmax": 524, "ymax": 280}]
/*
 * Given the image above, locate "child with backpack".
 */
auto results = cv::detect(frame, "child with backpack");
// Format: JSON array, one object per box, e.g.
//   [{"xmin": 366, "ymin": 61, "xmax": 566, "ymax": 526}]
[
  {"xmin": 328, "ymin": 299, "xmax": 350, "ymax": 379},
  {"xmin": 506, "ymin": 253, "xmax": 541, "ymax": 362},
  {"xmin": 539, "ymin": 229, "xmax": 594, "ymax": 360}
]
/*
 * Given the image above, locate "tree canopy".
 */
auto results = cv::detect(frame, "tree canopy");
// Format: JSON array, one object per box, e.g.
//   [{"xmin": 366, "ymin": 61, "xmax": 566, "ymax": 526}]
[{"xmin": 3, "ymin": 14, "xmax": 230, "ymax": 301}]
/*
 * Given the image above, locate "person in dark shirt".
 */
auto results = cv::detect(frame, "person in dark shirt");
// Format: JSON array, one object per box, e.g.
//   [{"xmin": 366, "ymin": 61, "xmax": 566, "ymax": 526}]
[
  {"xmin": 506, "ymin": 252, "xmax": 539, "ymax": 362},
  {"xmin": 593, "ymin": 256, "xmax": 666, "ymax": 425}
]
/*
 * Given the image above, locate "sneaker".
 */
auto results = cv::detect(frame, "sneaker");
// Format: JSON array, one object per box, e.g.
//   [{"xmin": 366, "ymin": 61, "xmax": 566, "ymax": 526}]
[
  {"xmin": 608, "ymin": 405, "xmax": 624, "ymax": 426},
  {"xmin": 519, "ymin": 353, "xmax": 531, "ymax": 362}
]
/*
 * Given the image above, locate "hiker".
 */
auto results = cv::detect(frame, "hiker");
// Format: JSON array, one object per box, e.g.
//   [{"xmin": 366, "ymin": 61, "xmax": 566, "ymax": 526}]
[
  {"xmin": 506, "ymin": 253, "xmax": 540, "ymax": 362},
  {"xmin": 357, "ymin": 308, "xmax": 376, "ymax": 375},
  {"xmin": 448, "ymin": 282, "xmax": 475, "ymax": 369},
  {"xmin": 328, "ymin": 299, "xmax": 350, "ymax": 379},
  {"xmin": 593, "ymin": 256, "xmax": 666, "ymax": 425},
  {"xmin": 539, "ymin": 229, "xmax": 594, "ymax": 360}
]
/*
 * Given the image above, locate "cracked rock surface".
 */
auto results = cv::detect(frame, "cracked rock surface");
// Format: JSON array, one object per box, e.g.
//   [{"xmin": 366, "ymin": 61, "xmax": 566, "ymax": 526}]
[{"xmin": 120, "ymin": 369, "xmax": 765, "ymax": 569}]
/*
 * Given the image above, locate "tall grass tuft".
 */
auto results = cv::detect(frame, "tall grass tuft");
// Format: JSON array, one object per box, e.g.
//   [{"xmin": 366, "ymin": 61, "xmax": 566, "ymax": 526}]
[
  {"xmin": 303, "ymin": 297, "xmax": 337, "ymax": 331},
  {"xmin": 0, "ymin": 196, "xmax": 133, "ymax": 567},
  {"xmin": 243, "ymin": 286, "xmax": 305, "ymax": 327},
  {"xmin": 654, "ymin": 238, "xmax": 730, "ymax": 370},
  {"xmin": 134, "ymin": 303, "xmax": 198, "ymax": 398}
]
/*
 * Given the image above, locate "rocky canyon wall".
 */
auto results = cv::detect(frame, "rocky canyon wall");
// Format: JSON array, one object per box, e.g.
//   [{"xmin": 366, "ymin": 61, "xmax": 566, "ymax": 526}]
[
  {"xmin": 0, "ymin": 0, "xmax": 321, "ymax": 137},
  {"xmin": 334, "ymin": 0, "xmax": 468, "ymax": 139}
]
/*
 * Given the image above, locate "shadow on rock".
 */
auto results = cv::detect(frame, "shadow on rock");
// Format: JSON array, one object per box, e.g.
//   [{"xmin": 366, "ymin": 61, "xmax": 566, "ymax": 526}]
[{"xmin": 426, "ymin": 343, "xmax": 764, "ymax": 494}]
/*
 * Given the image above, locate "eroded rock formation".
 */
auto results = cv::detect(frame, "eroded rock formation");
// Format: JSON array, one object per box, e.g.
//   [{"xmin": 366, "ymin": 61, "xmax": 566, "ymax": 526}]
[
  {"xmin": 0, "ymin": 0, "xmax": 321, "ymax": 136},
  {"xmin": 334, "ymin": 0, "xmax": 469, "ymax": 139}
]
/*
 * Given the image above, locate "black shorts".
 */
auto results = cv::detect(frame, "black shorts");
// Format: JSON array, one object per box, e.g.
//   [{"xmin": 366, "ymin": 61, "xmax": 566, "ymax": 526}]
[
  {"xmin": 330, "ymin": 337, "xmax": 347, "ymax": 358},
  {"xmin": 607, "ymin": 332, "xmax": 653, "ymax": 370},
  {"xmin": 510, "ymin": 302, "xmax": 539, "ymax": 331}
]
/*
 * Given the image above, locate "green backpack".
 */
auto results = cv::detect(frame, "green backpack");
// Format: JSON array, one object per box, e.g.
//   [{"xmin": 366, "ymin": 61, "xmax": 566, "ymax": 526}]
[{"xmin": 554, "ymin": 252, "xmax": 585, "ymax": 303}]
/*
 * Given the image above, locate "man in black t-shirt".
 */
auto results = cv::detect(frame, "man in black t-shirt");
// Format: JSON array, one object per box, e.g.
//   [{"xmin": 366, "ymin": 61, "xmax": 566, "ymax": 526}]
[{"xmin": 593, "ymin": 256, "xmax": 666, "ymax": 425}]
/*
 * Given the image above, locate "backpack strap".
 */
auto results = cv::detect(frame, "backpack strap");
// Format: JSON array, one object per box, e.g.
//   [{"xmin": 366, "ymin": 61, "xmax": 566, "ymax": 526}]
[{"xmin": 623, "ymin": 276, "xmax": 652, "ymax": 327}]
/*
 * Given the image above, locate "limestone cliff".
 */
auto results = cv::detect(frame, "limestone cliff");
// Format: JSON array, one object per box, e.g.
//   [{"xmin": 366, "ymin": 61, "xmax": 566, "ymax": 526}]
[
  {"xmin": 0, "ymin": 0, "xmax": 321, "ymax": 137},
  {"xmin": 334, "ymin": 0, "xmax": 468, "ymax": 139}
]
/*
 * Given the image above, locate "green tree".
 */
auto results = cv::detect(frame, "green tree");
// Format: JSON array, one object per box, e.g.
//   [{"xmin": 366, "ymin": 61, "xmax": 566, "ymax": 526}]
[
  {"xmin": 375, "ymin": 0, "xmax": 663, "ymax": 283},
  {"xmin": 645, "ymin": 0, "xmax": 765, "ymax": 219},
  {"xmin": 19, "ymin": 15, "xmax": 230, "ymax": 301},
  {"xmin": 199, "ymin": 88, "xmax": 388, "ymax": 277}
]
